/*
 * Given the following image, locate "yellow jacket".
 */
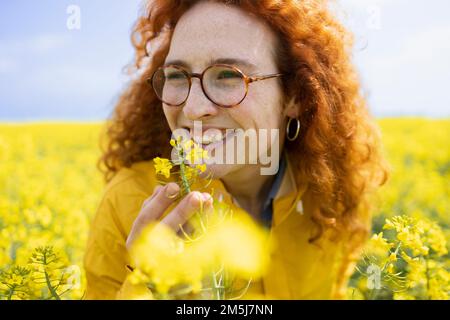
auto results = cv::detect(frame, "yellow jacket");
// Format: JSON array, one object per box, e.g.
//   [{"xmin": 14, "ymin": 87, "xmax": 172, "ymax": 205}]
[{"xmin": 84, "ymin": 154, "xmax": 358, "ymax": 299}]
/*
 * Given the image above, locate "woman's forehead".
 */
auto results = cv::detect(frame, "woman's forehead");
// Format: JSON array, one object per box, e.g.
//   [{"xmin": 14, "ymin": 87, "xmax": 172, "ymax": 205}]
[{"xmin": 166, "ymin": 1, "xmax": 277, "ymax": 71}]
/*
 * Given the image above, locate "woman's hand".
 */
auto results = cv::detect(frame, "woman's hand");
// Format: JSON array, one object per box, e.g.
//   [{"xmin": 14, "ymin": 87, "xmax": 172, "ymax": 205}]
[{"xmin": 126, "ymin": 182, "xmax": 213, "ymax": 251}]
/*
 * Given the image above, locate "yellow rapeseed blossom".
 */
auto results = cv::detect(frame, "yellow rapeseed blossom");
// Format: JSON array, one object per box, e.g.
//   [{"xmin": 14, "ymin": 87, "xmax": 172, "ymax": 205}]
[
  {"xmin": 128, "ymin": 209, "xmax": 271, "ymax": 298},
  {"xmin": 196, "ymin": 213, "xmax": 271, "ymax": 279},
  {"xmin": 388, "ymin": 252, "xmax": 397, "ymax": 262},
  {"xmin": 352, "ymin": 213, "xmax": 449, "ymax": 299},
  {"xmin": 129, "ymin": 222, "xmax": 204, "ymax": 295},
  {"xmin": 196, "ymin": 164, "xmax": 207, "ymax": 173},
  {"xmin": 384, "ymin": 215, "xmax": 447, "ymax": 257},
  {"xmin": 366, "ymin": 232, "xmax": 392, "ymax": 257},
  {"xmin": 153, "ymin": 157, "xmax": 173, "ymax": 178},
  {"xmin": 152, "ymin": 137, "xmax": 269, "ymax": 298},
  {"xmin": 1, "ymin": 120, "xmax": 449, "ymax": 300}
]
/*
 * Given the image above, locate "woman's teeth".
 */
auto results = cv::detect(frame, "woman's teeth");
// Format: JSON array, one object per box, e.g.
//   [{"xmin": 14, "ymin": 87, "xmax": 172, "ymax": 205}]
[
  {"xmin": 187, "ymin": 129, "xmax": 236, "ymax": 146},
  {"xmin": 200, "ymin": 132, "xmax": 224, "ymax": 145}
]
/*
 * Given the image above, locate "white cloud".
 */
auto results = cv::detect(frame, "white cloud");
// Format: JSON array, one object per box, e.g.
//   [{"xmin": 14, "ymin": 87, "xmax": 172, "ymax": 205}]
[
  {"xmin": 399, "ymin": 26, "xmax": 450, "ymax": 64},
  {"xmin": 363, "ymin": 25, "xmax": 450, "ymax": 77},
  {"xmin": 356, "ymin": 25, "xmax": 450, "ymax": 116}
]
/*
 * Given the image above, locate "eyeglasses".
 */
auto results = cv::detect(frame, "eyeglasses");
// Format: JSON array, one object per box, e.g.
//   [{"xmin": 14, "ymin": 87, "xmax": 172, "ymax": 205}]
[{"xmin": 148, "ymin": 64, "xmax": 283, "ymax": 108}]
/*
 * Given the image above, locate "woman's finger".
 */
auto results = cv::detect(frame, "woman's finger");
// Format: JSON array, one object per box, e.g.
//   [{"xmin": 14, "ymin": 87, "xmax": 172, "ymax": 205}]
[
  {"xmin": 137, "ymin": 182, "xmax": 180, "ymax": 225},
  {"xmin": 126, "ymin": 183, "xmax": 180, "ymax": 249},
  {"xmin": 161, "ymin": 192, "xmax": 212, "ymax": 231},
  {"xmin": 141, "ymin": 185, "xmax": 164, "ymax": 208},
  {"xmin": 177, "ymin": 192, "xmax": 214, "ymax": 238}
]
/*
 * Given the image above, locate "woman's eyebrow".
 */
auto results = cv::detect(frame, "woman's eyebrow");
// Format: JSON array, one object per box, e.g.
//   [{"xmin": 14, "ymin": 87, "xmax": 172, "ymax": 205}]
[{"xmin": 164, "ymin": 57, "xmax": 257, "ymax": 72}]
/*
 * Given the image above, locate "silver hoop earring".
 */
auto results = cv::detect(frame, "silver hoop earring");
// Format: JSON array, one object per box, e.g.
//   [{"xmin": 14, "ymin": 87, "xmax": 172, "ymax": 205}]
[{"xmin": 286, "ymin": 117, "xmax": 300, "ymax": 141}]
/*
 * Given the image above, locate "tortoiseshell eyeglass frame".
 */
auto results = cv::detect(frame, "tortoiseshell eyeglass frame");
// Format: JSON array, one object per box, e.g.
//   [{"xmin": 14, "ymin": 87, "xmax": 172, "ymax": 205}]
[{"xmin": 147, "ymin": 63, "xmax": 284, "ymax": 108}]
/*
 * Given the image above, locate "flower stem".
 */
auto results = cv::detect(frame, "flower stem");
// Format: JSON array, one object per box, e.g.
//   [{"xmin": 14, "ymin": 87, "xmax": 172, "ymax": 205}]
[
  {"xmin": 211, "ymin": 270, "xmax": 224, "ymax": 300},
  {"xmin": 178, "ymin": 149, "xmax": 191, "ymax": 194},
  {"xmin": 7, "ymin": 286, "xmax": 15, "ymax": 300},
  {"xmin": 42, "ymin": 251, "xmax": 61, "ymax": 300}
]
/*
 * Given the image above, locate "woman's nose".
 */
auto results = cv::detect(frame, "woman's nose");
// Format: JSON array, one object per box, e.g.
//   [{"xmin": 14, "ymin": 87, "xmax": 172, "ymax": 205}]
[{"xmin": 182, "ymin": 78, "xmax": 219, "ymax": 121}]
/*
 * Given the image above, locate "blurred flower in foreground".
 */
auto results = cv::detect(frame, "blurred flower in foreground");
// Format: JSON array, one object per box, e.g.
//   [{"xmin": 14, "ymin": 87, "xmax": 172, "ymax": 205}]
[{"xmin": 127, "ymin": 204, "xmax": 272, "ymax": 299}]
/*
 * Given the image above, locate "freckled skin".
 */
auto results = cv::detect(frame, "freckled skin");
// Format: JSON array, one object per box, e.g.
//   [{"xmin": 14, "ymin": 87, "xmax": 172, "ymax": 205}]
[{"xmin": 163, "ymin": 1, "xmax": 292, "ymax": 179}]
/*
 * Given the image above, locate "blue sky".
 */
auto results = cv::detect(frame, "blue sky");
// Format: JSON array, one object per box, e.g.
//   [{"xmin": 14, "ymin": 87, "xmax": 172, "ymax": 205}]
[{"xmin": 0, "ymin": 0, "xmax": 449, "ymax": 121}]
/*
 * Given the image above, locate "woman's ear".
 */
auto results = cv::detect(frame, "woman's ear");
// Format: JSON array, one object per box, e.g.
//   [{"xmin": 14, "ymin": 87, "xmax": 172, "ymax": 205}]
[{"xmin": 282, "ymin": 96, "xmax": 299, "ymax": 118}]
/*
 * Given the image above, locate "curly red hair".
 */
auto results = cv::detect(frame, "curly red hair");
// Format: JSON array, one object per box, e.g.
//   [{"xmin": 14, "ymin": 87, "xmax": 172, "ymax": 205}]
[{"xmin": 99, "ymin": 0, "xmax": 389, "ymax": 266}]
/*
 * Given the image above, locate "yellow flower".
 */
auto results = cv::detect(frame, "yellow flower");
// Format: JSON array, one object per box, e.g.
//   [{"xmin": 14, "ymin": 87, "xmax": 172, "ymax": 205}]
[
  {"xmin": 183, "ymin": 166, "xmax": 197, "ymax": 180},
  {"xmin": 184, "ymin": 142, "xmax": 209, "ymax": 164},
  {"xmin": 182, "ymin": 140, "xmax": 194, "ymax": 151},
  {"xmin": 129, "ymin": 222, "xmax": 204, "ymax": 295},
  {"xmin": 428, "ymin": 268, "xmax": 450, "ymax": 300},
  {"xmin": 196, "ymin": 164, "xmax": 207, "ymax": 173},
  {"xmin": 423, "ymin": 220, "xmax": 448, "ymax": 256},
  {"xmin": 198, "ymin": 212, "xmax": 272, "ymax": 278},
  {"xmin": 369, "ymin": 232, "xmax": 392, "ymax": 253},
  {"xmin": 388, "ymin": 252, "xmax": 397, "ymax": 262},
  {"xmin": 153, "ymin": 157, "xmax": 173, "ymax": 178},
  {"xmin": 386, "ymin": 263, "xmax": 395, "ymax": 274},
  {"xmin": 401, "ymin": 252, "xmax": 426, "ymax": 288},
  {"xmin": 128, "ymin": 209, "xmax": 272, "ymax": 297},
  {"xmin": 384, "ymin": 215, "xmax": 444, "ymax": 257}
]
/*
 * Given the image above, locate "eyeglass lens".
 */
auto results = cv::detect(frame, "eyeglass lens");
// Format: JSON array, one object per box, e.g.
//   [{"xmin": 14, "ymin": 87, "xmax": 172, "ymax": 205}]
[{"xmin": 152, "ymin": 65, "xmax": 247, "ymax": 106}]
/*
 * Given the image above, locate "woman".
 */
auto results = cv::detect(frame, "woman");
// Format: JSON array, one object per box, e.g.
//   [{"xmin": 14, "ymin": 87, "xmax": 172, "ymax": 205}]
[{"xmin": 84, "ymin": 0, "xmax": 389, "ymax": 299}]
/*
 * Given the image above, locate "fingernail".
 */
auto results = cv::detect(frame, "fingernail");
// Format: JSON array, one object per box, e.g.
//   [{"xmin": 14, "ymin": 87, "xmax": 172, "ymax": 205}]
[
  {"xmin": 202, "ymin": 193, "xmax": 211, "ymax": 202},
  {"xmin": 165, "ymin": 183, "xmax": 179, "ymax": 198},
  {"xmin": 190, "ymin": 192, "xmax": 202, "ymax": 206}
]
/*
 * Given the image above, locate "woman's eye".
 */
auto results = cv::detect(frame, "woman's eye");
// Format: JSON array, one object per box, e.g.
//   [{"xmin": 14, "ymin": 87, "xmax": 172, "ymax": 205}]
[
  {"xmin": 166, "ymin": 72, "xmax": 185, "ymax": 80},
  {"xmin": 217, "ymin": 71, "xmax": 240, "ymax": 79}
]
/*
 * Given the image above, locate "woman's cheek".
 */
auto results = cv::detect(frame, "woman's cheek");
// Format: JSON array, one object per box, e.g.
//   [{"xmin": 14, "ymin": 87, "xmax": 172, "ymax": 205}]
[{"xmin": 228, "ymin": 96, "xmax": 262, "ymax": 130}]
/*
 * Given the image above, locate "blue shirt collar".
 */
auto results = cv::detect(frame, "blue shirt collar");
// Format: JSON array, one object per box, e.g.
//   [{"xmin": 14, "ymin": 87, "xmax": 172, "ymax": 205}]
[{"xmin": 260, "ymin": 151, "xmax": 287, "ymax": 228}]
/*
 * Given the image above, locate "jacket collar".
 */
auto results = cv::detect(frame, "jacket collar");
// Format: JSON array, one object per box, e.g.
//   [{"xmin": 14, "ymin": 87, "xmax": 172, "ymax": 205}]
[
  {"xmin": 271, "ymin": 150, "xmax": 308, "ymax": 227},
  {"xmin": 205, "ymin": 149, "xmax": 308, "ymax": 228}
]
